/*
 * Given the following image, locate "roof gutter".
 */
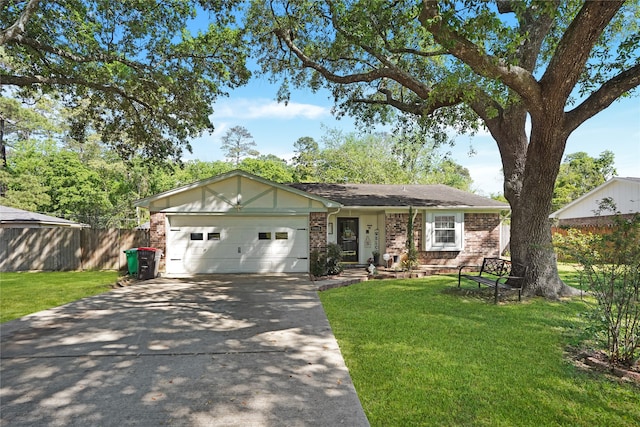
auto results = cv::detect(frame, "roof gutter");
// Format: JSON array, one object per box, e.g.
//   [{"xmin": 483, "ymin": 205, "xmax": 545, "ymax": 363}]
[
  {"xmin": 337, "ymin": 205, "xmax": 509, "ymax": 211},
  {"xmin": 327, "ymin": 207, "xmax": 342, "ymax": 227}
]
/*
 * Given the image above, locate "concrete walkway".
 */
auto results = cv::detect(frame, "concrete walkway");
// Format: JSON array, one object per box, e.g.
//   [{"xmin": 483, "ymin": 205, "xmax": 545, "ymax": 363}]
[{"xmin": 0, "ymin": 275, "xmax": 369, "ymax": 426}]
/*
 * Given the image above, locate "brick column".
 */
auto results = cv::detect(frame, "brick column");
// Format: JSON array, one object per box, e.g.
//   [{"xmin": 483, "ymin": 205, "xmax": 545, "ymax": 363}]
[
  {"xmin": 463, "ymin": 213, "xmax": 501, "ymax": 262},
  {"xmin": 149, "ymin": 212, "xmax": 166, "ymax": 272},
  {"xmin": 385, "ymin": 213, "xmax": 409, "ymax": 254},
  {"xmin": 309, "ymin": 212, "xmax": 327, "ymax": 253},
  {"xmin": 385, "ymin": 212, "xmax": 422, "ymax": 260}
]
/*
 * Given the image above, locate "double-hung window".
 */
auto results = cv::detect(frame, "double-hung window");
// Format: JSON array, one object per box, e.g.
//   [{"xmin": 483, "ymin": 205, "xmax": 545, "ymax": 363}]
[{"xmin": 424, "ymin": 212, "xmax": 464, "ymax": 251}]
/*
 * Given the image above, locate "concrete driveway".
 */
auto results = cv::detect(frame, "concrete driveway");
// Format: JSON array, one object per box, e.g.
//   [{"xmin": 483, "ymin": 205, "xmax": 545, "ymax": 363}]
[{"xmin": 0, "ymin": 275, "xmax": 369, "ymax": 426}]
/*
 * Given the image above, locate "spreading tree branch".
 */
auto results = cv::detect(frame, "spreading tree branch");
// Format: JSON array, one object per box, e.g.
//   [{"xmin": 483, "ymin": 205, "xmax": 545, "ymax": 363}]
[
  {"xmin": 419, "ymin": 0, "xmax": 542, "ymax": 110},
  {"xmin": 565, "ymin": 63, "xmax": 640, "ymax": 134},
  {"xmin": 2, "ymin": 75, "xmax": 153, "ymax": 111},
  {"xmin": 387, "ymin": 47, "xmax": 449, "ymax": 58},
  {"xmin": 0, "ymin": 0, "xmax": 40, "ymax": 45},
  {"xmin": 273, "ymin": 28, "xmax": 433, "ymax": 99},
  {"xmin": 540, "ymin": 1, "xmax": 625, "ymax": 107},
  {"xmin": 12, "ymin": 35, "xmax": 145, "ymax": 70}
]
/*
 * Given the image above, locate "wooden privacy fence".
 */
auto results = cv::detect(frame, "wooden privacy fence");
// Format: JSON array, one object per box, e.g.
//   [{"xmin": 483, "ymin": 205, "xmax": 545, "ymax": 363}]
[
  {"xmin": 551, "ymin": 225, "xmax": 614, "ymax": 237},
  {"xmin": 0, "ymin": 228, "xmax": 150, "ymax": 272}
]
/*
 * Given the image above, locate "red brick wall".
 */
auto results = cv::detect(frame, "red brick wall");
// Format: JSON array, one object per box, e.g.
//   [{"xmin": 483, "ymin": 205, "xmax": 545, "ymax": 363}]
[
  {"xmin": 149, "ymin": 212, "xmax": 166, "ymax": 271},
  {"xmin": 309, "ymin": 212, "xmax": 327, "ymax": 254},
  {"xmin": 457, "ymin": 213, "xmax": 501, "ymax": 264},
  {"xmin": 385, "ymin": 212, "xmax": 501, "ymax": 267},
  {"xmin": 557, "ymin": 214, "xmax": 635, "ymax": 227},
  {"xmin": 385, "ymin": 213, "xmax": 422, "ymax": 255}
]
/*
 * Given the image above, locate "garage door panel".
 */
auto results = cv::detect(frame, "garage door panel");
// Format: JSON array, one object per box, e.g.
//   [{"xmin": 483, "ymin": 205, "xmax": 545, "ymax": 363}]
[
  {"xmin": 167, "ymin": 256, "xmax": 306, "ymax": 274},
  {"xmin": 166, "ymin": 216, "xmax": 308, "ymax": 274}
]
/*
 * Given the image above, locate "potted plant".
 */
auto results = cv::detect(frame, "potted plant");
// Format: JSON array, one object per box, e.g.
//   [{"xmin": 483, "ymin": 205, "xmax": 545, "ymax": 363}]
[{"xmin": 372, "ymin": 250, "xmax": 380, "ymax": 266}]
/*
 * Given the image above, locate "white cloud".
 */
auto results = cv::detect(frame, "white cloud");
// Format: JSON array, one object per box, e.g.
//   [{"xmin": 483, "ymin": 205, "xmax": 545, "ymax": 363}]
[
  {"xmin": 210, "ymin": 121, "xmax": 229, "ymax": 137},
  {"xmin": 213, "ymin": 98, "xmax": 329, "ymax": 120}
]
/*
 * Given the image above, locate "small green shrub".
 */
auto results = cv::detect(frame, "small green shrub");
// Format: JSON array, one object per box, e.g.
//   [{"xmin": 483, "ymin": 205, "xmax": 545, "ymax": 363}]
[
  {"xmin": 310, "ymin": 244, "xmax": 343, "ymax": 277},
  {"xmin": 404, "ymin": 206, "xmax": 419, "ymax": 270},
  {"xmin": 553, "ymin": 228, "xmax": 591, "ymax": 263},
  {"xmin": 310, "ymin": 249, "xmax": 327, "ymax": 277},
  {"xmin": 326, "ymin": 242, "xmax": 344, "ymax": 275},
  {"xmin": 558, "ymin": 210, "xmax": 640, "ymax": 368}
]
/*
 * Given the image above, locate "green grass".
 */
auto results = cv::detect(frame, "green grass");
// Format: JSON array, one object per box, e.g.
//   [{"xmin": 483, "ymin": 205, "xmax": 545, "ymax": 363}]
[
  {"xmin": 557, "ymin": 262, "xmax": 584, "ymax": 288},
  {"xmin": 319, "ymin": 272, "xmax": 640, "ymax": 426},
  {"xmin": 0, "ymin": 271, "xmax": 118, "ymax": 323}
]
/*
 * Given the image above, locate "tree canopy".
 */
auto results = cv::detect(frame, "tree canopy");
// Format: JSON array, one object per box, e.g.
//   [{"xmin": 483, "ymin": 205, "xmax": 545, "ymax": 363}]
[
  {"xmin": 301, "ymin": 129, "xmax": 472, "ymax": 189},
  {"xmin": 1, "ymin": 0, "xmax": 250, "ymax": 162},
  {"xmin": 247, "ymin": 0, "xmax": 640, "ymax": 298},
  {"xmin": 1, "ymin": 108, "xmax": 472, "ymax": 226},
  {"xmin": 552, "ymin": 151, "xmax": 617, "ymax": 212}
]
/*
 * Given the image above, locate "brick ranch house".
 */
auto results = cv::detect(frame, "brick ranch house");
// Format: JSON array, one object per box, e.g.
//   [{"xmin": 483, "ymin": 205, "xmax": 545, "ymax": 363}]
[{"xmin": 134, "ymin": 169, "xmax": 509, "ymax": 275}]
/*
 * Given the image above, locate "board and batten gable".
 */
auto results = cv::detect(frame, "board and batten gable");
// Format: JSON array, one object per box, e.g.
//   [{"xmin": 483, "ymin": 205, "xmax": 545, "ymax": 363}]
[{"xmin": 145, "ymin": 174, "xmax": 330, "ymax": 214}]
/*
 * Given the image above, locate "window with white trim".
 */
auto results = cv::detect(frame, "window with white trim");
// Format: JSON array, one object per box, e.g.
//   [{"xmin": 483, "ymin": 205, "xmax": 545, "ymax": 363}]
[{"xmin": 424, "ymin": 212, "xmax": 464, "ymax": 251}]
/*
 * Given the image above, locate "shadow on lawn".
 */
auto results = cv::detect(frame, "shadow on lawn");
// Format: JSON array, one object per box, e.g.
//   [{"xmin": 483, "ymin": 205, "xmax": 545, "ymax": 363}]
[{"xmin": 442, "ymin": 285, "xmax": 524, "ymax": 304}]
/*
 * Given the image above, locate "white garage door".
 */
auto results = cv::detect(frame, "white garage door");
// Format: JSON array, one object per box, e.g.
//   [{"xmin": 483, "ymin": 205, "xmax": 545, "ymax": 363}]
[{"xmin": 166, "ymin": 215, "xmax": 309, "ymax": 274}]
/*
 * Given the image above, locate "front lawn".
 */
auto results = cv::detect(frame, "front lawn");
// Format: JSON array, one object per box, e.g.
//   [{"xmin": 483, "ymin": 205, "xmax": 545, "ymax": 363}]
[
  {"xmin": 319, "ymin": 273, "xmax": 640, "ymax": 426},
  {"xmin": 0, "ymin": 271, "xmax": 118, "ymax": 323}
]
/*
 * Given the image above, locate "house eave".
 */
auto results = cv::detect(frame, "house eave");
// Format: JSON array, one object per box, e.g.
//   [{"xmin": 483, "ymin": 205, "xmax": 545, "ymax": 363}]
[
  {"xmin": 550, "ymin": 177, "xmax": 640, "ymax": 218},
  {"xmin": 0, "ymin": 221, "xmax": 89, "ymax": 228},
  {"xmin": 134, "ymin": 169, "xmax": 342, "ymax": 209},
  {"xmin": 335, "ymin": 205, "xmax": 509, "ymax": 211}
]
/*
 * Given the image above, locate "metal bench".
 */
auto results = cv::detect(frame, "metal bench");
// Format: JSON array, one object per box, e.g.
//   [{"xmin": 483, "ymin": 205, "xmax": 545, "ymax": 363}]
[{"xmin": 458, "ymin": 257, "xmax": 527, "ymax": 303}]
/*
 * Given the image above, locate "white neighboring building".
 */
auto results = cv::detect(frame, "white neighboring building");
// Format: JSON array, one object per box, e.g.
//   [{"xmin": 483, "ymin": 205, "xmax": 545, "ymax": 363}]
[{"xmin": 550, "ymin": 177, "xmax": 640, "ymax": 227}]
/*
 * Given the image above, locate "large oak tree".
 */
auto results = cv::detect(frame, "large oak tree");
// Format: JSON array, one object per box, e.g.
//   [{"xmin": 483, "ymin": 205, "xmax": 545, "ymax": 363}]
[
  {"xmin": 1, "ymin": 0, "xmax": 250, "ymax": 162},
  {"xmin": 247, "ymin": 0, "xmax": 640, "ymax": 298}
]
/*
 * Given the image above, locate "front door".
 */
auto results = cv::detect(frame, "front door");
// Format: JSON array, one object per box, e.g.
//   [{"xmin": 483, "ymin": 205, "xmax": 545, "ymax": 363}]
[{"xmin": 337, "ymin": 218, "xmax": 359, "ymax": 263}]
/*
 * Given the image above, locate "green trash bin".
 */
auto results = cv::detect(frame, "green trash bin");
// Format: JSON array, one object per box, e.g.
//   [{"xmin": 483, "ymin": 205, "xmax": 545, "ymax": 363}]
[{"xmin": 124, "ymin": 248, "xmax": 138, "ymax": 276}]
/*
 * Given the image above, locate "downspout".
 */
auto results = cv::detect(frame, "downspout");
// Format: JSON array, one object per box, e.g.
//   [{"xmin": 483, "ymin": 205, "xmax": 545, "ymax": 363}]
[{"xmin": 327, "ymin": 207, "xmax": 342, "ymax": 238}]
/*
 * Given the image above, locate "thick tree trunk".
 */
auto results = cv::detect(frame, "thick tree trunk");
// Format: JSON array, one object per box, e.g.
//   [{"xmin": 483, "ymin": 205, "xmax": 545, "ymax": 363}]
[
  {"xmin": 510, "ymin": 189, "xmax": 566, "ymax": 298},
  {"xmin": 487, "ymin": 109, "xmax": 580, "ymax": 299}
]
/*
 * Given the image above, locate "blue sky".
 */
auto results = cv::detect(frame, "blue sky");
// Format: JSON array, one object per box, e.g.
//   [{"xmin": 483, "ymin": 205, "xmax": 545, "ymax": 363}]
[{"xmin": 185, "ymin": 76, "xmax": 640, "ymax": 196}]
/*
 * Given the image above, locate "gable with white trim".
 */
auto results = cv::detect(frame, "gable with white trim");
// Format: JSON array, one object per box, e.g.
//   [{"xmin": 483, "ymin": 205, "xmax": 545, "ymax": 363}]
[
  {"xmin": 144, "ymin": 173, "xmax": 333, "ymax": 214},
  {"xmin": 550, "ymin": 177, "xmax": 640, "ymax": 220}
]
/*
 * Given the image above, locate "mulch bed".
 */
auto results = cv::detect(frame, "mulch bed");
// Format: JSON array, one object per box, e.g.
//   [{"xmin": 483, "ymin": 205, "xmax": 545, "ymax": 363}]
[{"xmin": 569, "ymin": 348, "xmax": 640, "ymax": 385}]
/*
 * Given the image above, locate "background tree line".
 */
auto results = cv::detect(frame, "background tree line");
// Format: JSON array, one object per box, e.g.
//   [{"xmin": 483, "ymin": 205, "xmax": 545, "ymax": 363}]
[
  {"xmin": 1, "ymin": 99, "xmax": 480, "ymax": 228},
  {"xmin": 1, "ymin": 96, "xmax": 616, "ymax": 228}
]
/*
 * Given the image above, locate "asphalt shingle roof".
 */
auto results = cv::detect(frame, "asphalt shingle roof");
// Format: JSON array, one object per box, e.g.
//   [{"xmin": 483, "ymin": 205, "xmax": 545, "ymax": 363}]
[
  {"xmin": 287, "ymin": 183, "xmax": 508, "ymax": 208},
  {"xmin": 0, "ymin": 205, "xmax": 87, "ymax": 227}
]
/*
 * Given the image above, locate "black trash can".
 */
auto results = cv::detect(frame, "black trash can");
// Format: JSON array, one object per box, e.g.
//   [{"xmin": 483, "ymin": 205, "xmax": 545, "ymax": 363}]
[{"xmin": 137, "ymin": 247, "xmax": 162, "ymax": 280}]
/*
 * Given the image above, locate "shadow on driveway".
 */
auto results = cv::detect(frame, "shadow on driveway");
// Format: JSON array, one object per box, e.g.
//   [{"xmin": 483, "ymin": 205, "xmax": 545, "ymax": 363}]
[{"xmin": 1, "ymin": 274, "xmax": 369, "ymax": 426}]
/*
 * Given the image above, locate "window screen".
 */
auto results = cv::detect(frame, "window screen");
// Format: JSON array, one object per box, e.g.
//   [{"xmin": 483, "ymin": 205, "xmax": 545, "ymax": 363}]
[
  {"xmin": 275, "ymin": 232, "xmax": 288, "ymax": 240},
  {"xmin": 434, "ymin": 215, "xmax": 456, "ymax": 244},
  {"xmin": 207, "ymin": 232, "xmax": 220, "ymax": 240},
  {"xmin": 190, "ymin": 233, "xmax": 203, "ymax": 241}
]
